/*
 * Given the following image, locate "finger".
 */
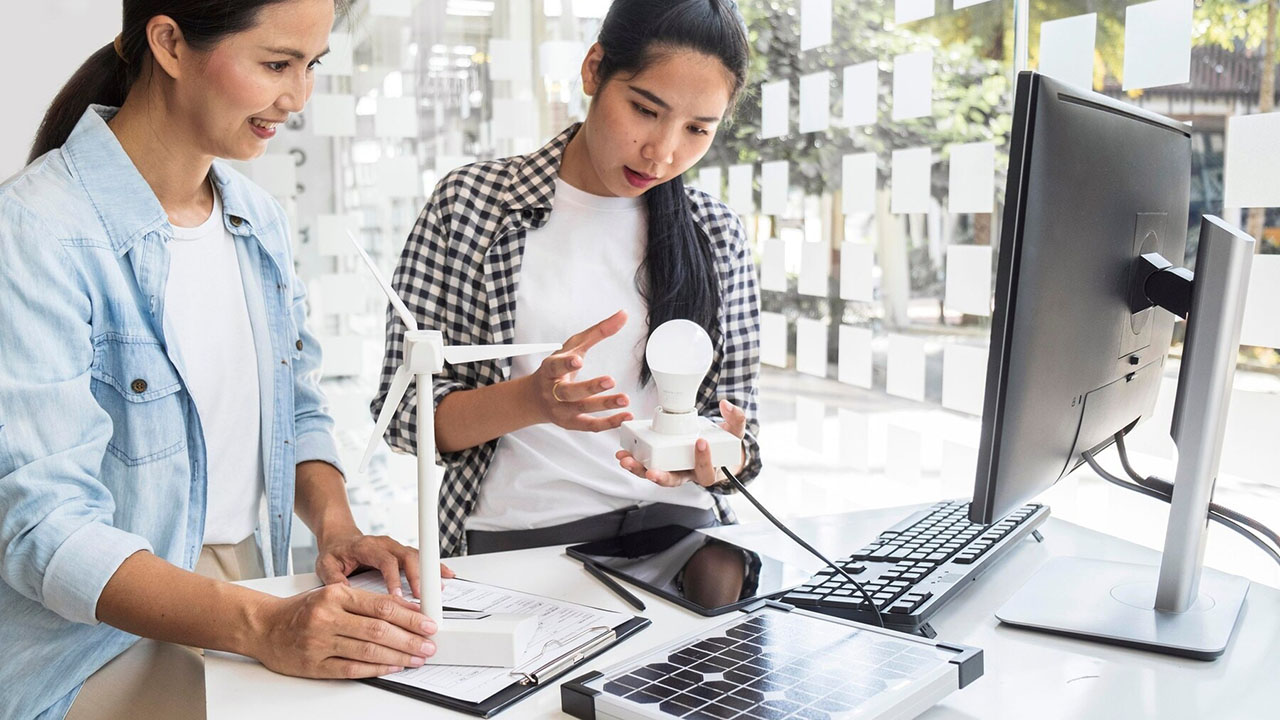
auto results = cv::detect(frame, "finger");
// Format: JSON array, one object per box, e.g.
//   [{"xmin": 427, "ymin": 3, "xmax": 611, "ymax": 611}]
[
  {"xmin": 646, "ymin": 468, "xmax": 685, "ymax": 487},
  {"xmin": 315, "ymin": 555, "xmax": 350, "ymax": 587},
  {"xmin": 569, "ymin": 393, "xmax": 630, "ymax": 414},
  {"xmin": 346, "ymin": 588, "xmax": 438, "ymax": 638},
  {"xmin": 693, "ymin": 437, "xmax": 716, "ymax": 487},
  {"xmin": 317, "ymin": 658, "xmax": 407, "ymax": 680},
  {"xmin": 564, "ymin": 412, "xmax": 633, "ymax": 433},
  {"xmin": 331, "ymin": 636, "xmax": 427, "ymax": 670},
  {"xmin": 617, "ymin": 453, "xmax": 650, "ymax": 479},
  {"xmin": 542, "ymin": 352, "xmax": 585, "ymax": 378},
  {"xmin": 564, "ymin": 310, "xmax": 627, "ymax": 354},
  {"xmin": 553, "ymin": 376, "xmax": 620, "ymax": 403},
  {"xmin": 337, "ymin": 609, "xmax": 438, "ymax": 662},
  {"xmin": 375, "ymin": 556, "xmax": 406, "ymax": 599},
  {"xmin": 719, "ymin": 399, "xmax": 748, "ymax": 438},
  {"xmin": 441, "ymin": 563, "xmax": 456, "ymax": 580}
]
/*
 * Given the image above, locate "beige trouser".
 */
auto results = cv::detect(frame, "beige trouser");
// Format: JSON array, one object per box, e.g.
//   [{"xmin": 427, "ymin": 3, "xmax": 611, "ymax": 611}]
[{"xmin": 63, "ymin": 536, "xmax": 265, "ymax": 720}]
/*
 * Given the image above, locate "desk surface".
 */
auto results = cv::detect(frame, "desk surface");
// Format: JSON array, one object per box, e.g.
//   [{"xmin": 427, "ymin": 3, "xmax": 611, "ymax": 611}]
[{"xmin": 205, "ymin": 507, "xmax": 1278, "ymax": 719}]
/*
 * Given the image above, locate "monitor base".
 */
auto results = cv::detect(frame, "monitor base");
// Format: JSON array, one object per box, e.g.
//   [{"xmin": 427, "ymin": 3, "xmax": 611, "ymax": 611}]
[{"xmin": 996, "ymin": 556, "xmax": 1248, "ymax": 660}]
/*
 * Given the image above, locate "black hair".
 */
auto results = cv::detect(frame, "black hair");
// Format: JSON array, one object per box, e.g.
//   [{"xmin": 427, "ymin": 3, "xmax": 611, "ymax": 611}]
[
  {"xmin": 28, "ymin": 0, "xmax": 345, "ymax": 163},
  {"xmin": 594, "ymin": 0, "xmax": 750, "ymax": 384}
]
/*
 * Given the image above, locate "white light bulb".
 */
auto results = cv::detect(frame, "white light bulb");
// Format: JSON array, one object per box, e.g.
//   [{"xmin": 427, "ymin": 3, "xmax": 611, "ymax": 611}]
[{"xmin": 646, "ymin": 319, "xmax": 713, "ymax": 414}]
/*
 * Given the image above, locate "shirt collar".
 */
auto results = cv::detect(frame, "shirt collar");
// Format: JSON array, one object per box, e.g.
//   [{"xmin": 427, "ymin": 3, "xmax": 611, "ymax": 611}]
[
  {"xmin": 61, "ymin": 105, "xmax": 169, "ymax": 255},
  {"xmin": 501, "ymin": 123, "xmax": 580, "ymax": 213}
]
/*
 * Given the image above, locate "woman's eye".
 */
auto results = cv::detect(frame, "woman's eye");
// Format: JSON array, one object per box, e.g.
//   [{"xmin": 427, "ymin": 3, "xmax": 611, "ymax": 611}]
[
  {"xmin": 689, "ymin": 125, "xmax": 710, "ymax": 136},
  {"xmin": 307, "ymin": 59, "xmax": 322, "ymax": 71},
  {"xmin": 633, "ymin": 103, "xmax": 657, "ymax": 118},
  {"xmin": 266, "ymin": 61, "xmax": 289, "ymax": 73}
]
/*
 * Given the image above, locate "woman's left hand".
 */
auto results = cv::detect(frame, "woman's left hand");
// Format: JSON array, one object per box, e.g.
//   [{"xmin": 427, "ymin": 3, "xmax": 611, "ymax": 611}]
[
  {"xmin": 615, "ymin": 399, "xmax": 747, "ymax": 488},
  {"xmin": 315, "ymin": 531, "xmax": 455, "ymax": 600}
]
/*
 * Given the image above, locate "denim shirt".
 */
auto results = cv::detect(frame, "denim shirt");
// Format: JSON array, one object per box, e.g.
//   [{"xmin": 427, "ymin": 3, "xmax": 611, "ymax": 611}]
[{"xmin": 0, "ymin": 106, "xmax": 342, "ymax": 720}]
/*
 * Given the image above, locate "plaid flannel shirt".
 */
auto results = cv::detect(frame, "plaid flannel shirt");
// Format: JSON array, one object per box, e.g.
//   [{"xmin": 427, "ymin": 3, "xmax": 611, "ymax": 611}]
[{"xmin": 374, "ymin": 124, "xmax": 762, "ymax": 557}]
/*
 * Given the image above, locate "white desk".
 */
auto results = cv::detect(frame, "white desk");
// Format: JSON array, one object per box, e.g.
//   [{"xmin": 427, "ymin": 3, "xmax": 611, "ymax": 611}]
[{"xmin": 205, "ymin": 507, "xmax": 1280, "ymax": 719}]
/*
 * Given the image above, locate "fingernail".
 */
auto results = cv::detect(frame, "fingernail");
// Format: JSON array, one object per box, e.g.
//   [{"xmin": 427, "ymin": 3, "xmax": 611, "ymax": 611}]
[
  {"xmin": 411, "ymin": 656, "xmax": 426, "ymax": 667},
  {"xmin": 616, "ymin": 398, "xmax": 627, "ymax": 407},
  {"xmin": 420, "ymin": 618, "xmax": 437, "ymax": 633},
  {"xmin": 392, "ymin": 588, "xmax": 403, "ymax": 597},
  {"xmin": 697, "ymin": 439, "xmax": 708, "ymax": 450},
  {"xmin": 421, "ymin": 641, "xmax": 436, "ymax": 656},
  {"xmin": 571, "ymin": 357, "xmax": 582, "ymax": 368},
  {"xmin": 602, "ymin": 379, "xmax": 614, "ymax": 389},
  {"xmin": 390, "ymin": 666, "xmax": 404, "ymax": 674}
]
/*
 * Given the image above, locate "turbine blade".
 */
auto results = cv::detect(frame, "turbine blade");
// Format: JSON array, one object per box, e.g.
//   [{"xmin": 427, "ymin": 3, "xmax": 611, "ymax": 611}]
[
  {"xmin": 360, "ymin": 365, "xmax": 411, "ymax": 473},
  {"xmin": 347, "ymin": 231, "xmax": 418, "ymax": 332},
  {"xmin": 442, "ymin": 343, "xmax": 561, "ymax": 365}
]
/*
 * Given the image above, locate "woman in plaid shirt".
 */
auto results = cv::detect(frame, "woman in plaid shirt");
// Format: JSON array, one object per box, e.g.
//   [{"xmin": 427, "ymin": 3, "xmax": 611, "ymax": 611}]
[{"xmin": 376, "ymin": 0, "xmax": 762, "ymax": 557}]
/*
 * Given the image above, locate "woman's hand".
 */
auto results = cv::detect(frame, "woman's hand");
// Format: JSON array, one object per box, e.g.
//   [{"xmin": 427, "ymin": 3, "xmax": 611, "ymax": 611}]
[
  {"xmin": 315, "ymin": 530, "xmax": 455, "ymax": 600},
  {"xmin": 248, "ymin": 584, "xmax": 438, "ymax": 679},
  {"xmin": 616, "ymin": 399, "xmax": 748, "ymax": 488},
  {"xmin": 524, "ymin": 309, "xmax": 634, "ymax": 432}
]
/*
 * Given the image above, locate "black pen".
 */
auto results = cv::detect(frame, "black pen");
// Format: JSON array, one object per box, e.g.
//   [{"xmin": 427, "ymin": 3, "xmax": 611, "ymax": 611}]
[{"xmin": 581, "ymin": 561, "xmax": 646, "ymax": 612}]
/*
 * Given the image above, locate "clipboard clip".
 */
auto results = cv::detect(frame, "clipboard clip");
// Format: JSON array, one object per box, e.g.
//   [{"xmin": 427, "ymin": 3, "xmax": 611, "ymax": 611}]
[{"xmin": 508, "ymin": 626, "xmax": 616, "ymax": 686}]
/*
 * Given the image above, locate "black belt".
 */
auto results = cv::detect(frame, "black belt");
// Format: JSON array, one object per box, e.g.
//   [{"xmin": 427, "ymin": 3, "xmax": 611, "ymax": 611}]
[{"xmin": 465, "ymin": 502, "xmax": 719, "ymax": 555}]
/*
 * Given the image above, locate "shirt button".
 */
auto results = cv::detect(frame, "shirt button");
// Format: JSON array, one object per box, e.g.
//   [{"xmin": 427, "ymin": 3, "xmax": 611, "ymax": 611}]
[
  {"xmin": 131, "ymin": 378, "xmax": 148, "ymax": 394},
  {"xmin": 229, "ymin": 216, "xmax": 243, "ymax": 227},
  {"xmin": 296, "ymin": 339, "xmax": 303, "ymax": 351}
]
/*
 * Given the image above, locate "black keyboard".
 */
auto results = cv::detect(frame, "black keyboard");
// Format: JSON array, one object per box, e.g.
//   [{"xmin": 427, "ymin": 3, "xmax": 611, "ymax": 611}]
[{"xmin": 781, "ymin": 500, "xmax": 1049, "ymax": 633}]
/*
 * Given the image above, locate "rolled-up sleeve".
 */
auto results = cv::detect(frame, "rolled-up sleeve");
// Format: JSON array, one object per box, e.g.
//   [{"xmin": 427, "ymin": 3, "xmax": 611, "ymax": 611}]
[{"xmin": 0, "ymin": 209, "xmax": 153, "ymax": 626}]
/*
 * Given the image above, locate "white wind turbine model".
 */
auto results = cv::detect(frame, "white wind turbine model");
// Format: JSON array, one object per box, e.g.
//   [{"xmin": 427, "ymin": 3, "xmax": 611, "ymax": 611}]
[{"xmin": 350, "ymin": 233, "xmax": 557, "ymax": 667}]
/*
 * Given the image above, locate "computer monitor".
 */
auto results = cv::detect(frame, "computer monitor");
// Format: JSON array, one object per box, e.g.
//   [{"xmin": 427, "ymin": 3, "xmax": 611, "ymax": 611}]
[{"xmin": 971, "ymin": 71, "xmax": 1255, "ymax": 659}]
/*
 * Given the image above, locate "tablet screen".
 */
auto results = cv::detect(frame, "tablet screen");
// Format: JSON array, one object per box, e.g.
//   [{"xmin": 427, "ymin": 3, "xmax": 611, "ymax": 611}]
[{"xmin": 566, "ymin": 525, "xmax": 812, "ymax": 615}]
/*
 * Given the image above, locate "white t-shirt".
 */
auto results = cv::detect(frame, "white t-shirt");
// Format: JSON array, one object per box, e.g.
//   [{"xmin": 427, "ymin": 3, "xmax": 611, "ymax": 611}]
[
  {"xmin": 466, "ymin": 178, "xmax": 713, "ymax": 532},
  {"xmin": 164, "ymin": 183, "xmax": 264, "ymax": 545}
]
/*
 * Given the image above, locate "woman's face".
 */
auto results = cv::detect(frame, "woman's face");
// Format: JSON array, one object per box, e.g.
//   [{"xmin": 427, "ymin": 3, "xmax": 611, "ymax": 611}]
[
  {"xmin": 169, "ymin": 0, "xmax": 333, "ymax": 161},
  {"xmin": 577, "ymin": 46, "xmax": 735, "ymax": 198}
]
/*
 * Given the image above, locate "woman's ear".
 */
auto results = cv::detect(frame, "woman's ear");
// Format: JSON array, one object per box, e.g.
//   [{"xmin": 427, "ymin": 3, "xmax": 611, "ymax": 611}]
[
  {"xmin": 146, "ymin": 15, "xmax": 188, "ymax": 80},
  {"xmin": 581, "ymin": 42, "xmax": 605, "ymax": 97}
]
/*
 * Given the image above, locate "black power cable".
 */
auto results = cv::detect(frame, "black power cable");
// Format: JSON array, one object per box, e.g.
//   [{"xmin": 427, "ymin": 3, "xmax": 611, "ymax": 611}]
[{"xmin": 720, "ymin": 467, "xmax": 886, "ymax": 629}]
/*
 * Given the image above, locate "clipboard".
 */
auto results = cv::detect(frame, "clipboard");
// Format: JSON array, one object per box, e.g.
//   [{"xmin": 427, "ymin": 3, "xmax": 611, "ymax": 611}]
[{"xmin": 355, "ymin": 577, "xmax": 649, "ymax": 717}]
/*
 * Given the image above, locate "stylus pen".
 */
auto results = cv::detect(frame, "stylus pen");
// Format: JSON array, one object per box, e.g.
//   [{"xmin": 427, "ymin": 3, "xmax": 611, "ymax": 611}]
[{"xmin": 581, "ymin": 560, "xmax": 646, "ymax": 612}]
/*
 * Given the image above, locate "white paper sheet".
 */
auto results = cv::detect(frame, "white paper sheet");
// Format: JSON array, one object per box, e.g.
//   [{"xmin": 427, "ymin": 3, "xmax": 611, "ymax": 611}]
[
  {"xmin": 796, "ymin": 396, "xmax": 826, "ymax": 454},
  {"xmin": 886, "ymin": 333, "xmax": 927, "ymax": 401},
  {"xmin": 886, "ymin": 424, "xmax": 922, "ymax": 481},
  {"xmin": 892, "ymin": 51, "xmax": 933, "ymax": 121},
  {"xmin": 942, "ymin": 344, "xmax": 989, "ymax": 415},
  {"xmin": 310, "ymin": 93, "xmax": 357, "ymax": 137},
  {"xmin": 377, "ymin": 156, "xmax": 422, "ymax": 199},
  {"xmin": 375, "ymin": 96, "xmax": 418, "ymax": 138},
  {"xmin": 728, "ymin": 164, "xmax": 755, "ymax": 214},
  {"xmin": 316, "ymin": 214, "xmax": 360, "ymax": 257},
  {"xmin": 796, "ymin": 318, "xmax": 829, "ymax": 378},
  {"xmin": 801, "ymin": 0, "xmax": 833, "ymax": 51},
  {"xmin": 1122, "ymin": 0, "xmax": 1193, "ymax": 90},
  {"xmin": 842, "ymin": 152, "xmax": 877, "ymax": 215},
  {"xmin": 539, "ymin": 40, "xmax": 585, "ymax": 79},
  {"xmin": 944, "ymin": 244, "xmax": 993, "ymax": 316},
  {"xmin": 842, "ymin": 61, "xmax": 878, "ymax": 128},
  {"xmin": 838, "ymin": 324, "xmax": 874, "ymax": 388},
  {"xmin": 1224, "ymin": 112, "xmax": 1280, "ymax": 208},
  {"xmin": 492, "ymin": 98, "xmax": 537, "ymax": 141},
  {"xmin": 896, "ymin": 0, "xmax": 934, "ymax": 24},
  {"xmin": 798, "ymin": 240, "xmax": 829, "ymax": 297},
  {"xmin": 316, "ymin": 32, "xmax": 353, "ymax": 76},
  {"xmin": 1240, "ymin": 254, "xmax": 1280, "ymax": 349},
  {"xmin": 350, "ymin": 573, "xmax": 630, "ymax": 705},
  {"xmin": 761, "ymin": 161, "xmax": 789, "ymax": 216},
  {"xmin": 488, "ymin": 39, "xmax": 531, "ymax": 82},
  {"xmin": 948, "ymin": 142, "xmax": 995, "ymax": 214},
  {"xmin": 891, "ymin": 147, "xmax": 932, "ymax": 214},
  {"xmin": 799, "ymin": 71, "xmax": 831, "ymax": 134},
  {"xmin": 369, "ymin": 0, "xmax": 412, "ymax": 17},
  {"xmin": 698, "ymin": 166, "xmax": 723, "ymax": 200},
  {"xmin": 840, "ymin": 242, "xmax": 875, "ymax": 302},
  {"xmin": 761, "ymin": 237, "xmax": 788, "ymax": 292},
  {"xmin": 1039, "ymin": 14, "xmax": 1097, "ymax": 91},
  {"xmin": 246, "ymin": 154, "xmax": 296, "ymax": 199},
  {"xmin": 839, "ymin": 409, "xmax": 871, "ymax": 471},
  {"xmin": 760, "ymin": 312, "xmax": 789, "ymax": 368},
  {"xmin": 760, "ymin": 80, "xmax": 790, "ymax": 139}
]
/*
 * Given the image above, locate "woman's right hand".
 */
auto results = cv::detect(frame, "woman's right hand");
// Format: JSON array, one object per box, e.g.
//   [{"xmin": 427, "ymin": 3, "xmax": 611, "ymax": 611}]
[
  {"xmin": 525, "ymin": 309, "xmax": 634, "ymax": 432},
  {"xmin": 248, "ymin": 583, "xmax": 437, "ymax": 679}
]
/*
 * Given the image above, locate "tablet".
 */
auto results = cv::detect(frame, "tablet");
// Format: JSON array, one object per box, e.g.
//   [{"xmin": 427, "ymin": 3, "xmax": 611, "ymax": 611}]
[{"xmin": 566, "ymin": 525, "xmax": 812, "ymax": 616}]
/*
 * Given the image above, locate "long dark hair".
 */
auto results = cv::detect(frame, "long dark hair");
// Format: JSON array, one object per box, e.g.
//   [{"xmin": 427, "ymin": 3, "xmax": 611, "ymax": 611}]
[
  {"xmin": 28, "ymin": 0, "xmax": 340, "ymax": 163},
  {"xmin": 594, "ymin": 0, "xmax": 750, "ymax": 384}
]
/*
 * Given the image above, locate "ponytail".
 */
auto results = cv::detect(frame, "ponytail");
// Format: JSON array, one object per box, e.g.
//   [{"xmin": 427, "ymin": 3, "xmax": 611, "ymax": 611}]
[{"xmin": 28, "ymin": 44, "xmax": 132, "ymax": 163}]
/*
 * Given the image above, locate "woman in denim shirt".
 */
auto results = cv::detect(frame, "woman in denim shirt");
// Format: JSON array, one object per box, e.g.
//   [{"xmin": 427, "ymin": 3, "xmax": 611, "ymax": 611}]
[{"xmin": 0, "ymin": 2, "xmax": 446, "ymax": 718}]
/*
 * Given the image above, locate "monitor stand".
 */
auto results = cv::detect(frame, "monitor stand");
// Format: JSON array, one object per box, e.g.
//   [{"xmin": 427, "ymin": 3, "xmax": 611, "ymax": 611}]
[{"xmin": 996, "ymin": 215, "xmax": 1255, "ymax": 659}]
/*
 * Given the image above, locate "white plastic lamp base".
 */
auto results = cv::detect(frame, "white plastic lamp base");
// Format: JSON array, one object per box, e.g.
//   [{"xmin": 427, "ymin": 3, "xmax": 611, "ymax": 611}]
[
  {"xmin": 419, "ymin": 611, "xmax": 540, "ymax": 667},
  {"xmin": 620, "ymin": 417, "xmax": 742, "ymax": 472}
]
